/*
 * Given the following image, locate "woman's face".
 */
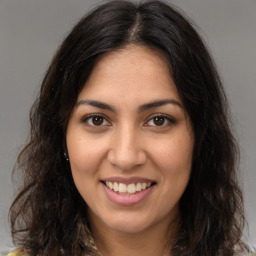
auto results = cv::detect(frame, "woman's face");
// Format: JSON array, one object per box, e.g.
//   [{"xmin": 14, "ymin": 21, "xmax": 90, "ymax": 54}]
[{"xmin": 66, "ymin": 46, "xmax": 194, "ymax": 235}]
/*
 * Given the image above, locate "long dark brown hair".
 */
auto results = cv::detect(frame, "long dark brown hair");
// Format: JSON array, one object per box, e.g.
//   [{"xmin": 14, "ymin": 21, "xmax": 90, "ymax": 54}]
[{"xmin": 9, "ymin": 1, "xmax": 248, "ymax": 255}]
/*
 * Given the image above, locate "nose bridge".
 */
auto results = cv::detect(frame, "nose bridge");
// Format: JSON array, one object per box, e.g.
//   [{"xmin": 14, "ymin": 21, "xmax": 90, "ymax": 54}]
[{"xmin": 108, "ymin": 122, "xmax": 146, "ymax": 170}]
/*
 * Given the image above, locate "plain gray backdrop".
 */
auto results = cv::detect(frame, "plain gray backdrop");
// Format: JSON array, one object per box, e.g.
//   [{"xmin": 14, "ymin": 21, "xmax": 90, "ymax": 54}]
[{"xmin": 0, "ymin": 0, "xmax": 255, "ymax": 253}]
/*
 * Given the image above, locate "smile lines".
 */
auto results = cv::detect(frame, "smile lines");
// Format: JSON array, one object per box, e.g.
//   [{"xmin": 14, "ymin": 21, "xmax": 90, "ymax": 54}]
[{"xmin": 104, "ymin": 181, "xmax": 154, "ymax": 194}]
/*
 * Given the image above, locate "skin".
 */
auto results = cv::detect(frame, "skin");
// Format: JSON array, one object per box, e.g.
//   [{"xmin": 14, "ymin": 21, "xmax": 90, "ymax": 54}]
[{"xmin": 66, "ymin": 45, "xmax": 194, "ymax": 256}]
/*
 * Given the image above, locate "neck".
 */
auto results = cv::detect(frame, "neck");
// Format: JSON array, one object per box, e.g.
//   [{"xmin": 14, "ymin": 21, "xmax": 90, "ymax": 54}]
[{"xmin": 89, "ymin": 214, "xmax": 179, "ymax": 256}]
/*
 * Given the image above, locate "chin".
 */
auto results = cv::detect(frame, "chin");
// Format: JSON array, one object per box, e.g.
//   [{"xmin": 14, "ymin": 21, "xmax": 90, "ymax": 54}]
[
  {"xmin": 100, "ymin": 211, "xmax": 155, "ymax": 234},
  {"xmin": 107, "ymin": 220, "xmax": 150, "ymax": 234}
]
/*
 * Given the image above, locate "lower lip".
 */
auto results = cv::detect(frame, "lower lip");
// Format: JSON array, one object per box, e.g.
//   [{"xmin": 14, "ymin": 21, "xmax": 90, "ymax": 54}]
[{"xmin": 102, "ymin": 183, "xmax": 154, "ymax": 206}]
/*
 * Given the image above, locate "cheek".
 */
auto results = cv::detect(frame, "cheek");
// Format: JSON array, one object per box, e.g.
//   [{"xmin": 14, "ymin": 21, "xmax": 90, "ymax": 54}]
[
  {"xmin": 151, "ymin": 135, "xmax": 194, "ymax": 170},
  {"xmin": 67, "ymin": 132, "xmax": 107, "ymax": 174},
  {"xmin": 67, "ymin": 135, "xmax": 104, "ymax": 203},
  {"xmin": 149, "ymin": 131, "xmax": 194, "ymax": 193},
  {"xmin": 66, "ymin": 137, "xmax": 96, "ymax": 200}
]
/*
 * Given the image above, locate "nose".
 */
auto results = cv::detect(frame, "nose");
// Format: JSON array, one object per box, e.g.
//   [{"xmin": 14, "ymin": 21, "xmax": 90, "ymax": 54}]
[{"xmin": 107, "ymin": 125, "xmax": 147, "ymax": 170}]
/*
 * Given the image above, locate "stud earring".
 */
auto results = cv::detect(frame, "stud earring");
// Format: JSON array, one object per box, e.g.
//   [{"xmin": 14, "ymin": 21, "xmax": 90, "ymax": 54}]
[{"xmin": 64, "ymin": 152, "xmax": 69, "ymax": 161}]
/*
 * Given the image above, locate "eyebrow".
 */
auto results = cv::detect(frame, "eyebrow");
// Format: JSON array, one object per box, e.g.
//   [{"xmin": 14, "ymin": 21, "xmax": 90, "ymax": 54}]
[
  {"xmin": 76, "ymin": 99, "xmax": 116, "ymax": 112},
  {"xmin": 76, "ymin": 98, "xmax": 182, "ymax": 112},
  {"xmin": 138, "ymin": 99, "xmax": 183, "ymax": 112}
]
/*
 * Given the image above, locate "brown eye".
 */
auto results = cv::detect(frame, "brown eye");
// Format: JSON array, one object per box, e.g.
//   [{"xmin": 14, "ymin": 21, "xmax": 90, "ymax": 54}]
[
  {"xmin": 153, "ymin": 116, "xmax": 165, "ymax": 126},
  {"xmin": 145, "ymin": 115, "xmax": 176, "ymax": 128},
  {"xmin": 82, "ymin": 114, "xmax": 110, "ymax": 127},
  {"xmin": 92, "ymin": 116, "xmax": 104, "ymax": 126}
]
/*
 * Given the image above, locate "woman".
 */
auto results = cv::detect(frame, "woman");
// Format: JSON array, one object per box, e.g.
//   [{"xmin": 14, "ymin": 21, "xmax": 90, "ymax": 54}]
[{"xmin": 8, "ymin": 1, "xmax": 253, "ymax": 255}]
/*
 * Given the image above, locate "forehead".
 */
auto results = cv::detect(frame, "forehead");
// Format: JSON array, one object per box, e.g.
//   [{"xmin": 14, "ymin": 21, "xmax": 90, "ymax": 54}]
[{"xmin": 77, "ymin": 45, "xmax": 180, "ymax": 105}]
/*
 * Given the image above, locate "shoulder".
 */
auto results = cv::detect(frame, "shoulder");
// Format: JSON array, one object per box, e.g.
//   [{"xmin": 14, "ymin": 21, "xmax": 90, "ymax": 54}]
[
  {"xmin": 234, "ymin": 244, "xmax": 256, "ymax": 256},
  {"xmin": 7, "ymin": 249, "xmax": 27, "ymax": 256},
  {"xmin": 238, "ymin": 248, "xmax": 256, "ymax": 256},
  {"xmin": 248, "ymin": 246, "xmax": 256, "ymax": 256}
]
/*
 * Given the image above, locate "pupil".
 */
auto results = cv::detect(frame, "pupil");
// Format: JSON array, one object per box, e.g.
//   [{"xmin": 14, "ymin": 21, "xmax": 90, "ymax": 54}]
[
  {"xmin": 92, "ymin": 116, "xmax": 103, "ymax": 126},
  {"xmin": 154, "ymin": 117, "xmax": 164, "ymax": 126}
]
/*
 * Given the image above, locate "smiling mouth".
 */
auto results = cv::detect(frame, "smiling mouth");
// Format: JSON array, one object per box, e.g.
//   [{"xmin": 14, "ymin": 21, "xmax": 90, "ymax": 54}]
[{"xmin": 102, "ymin": 181, "xmax": 156, "ymax": 195}]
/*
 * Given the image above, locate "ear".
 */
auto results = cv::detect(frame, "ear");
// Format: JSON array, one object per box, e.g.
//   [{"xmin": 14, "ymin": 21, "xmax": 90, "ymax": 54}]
[{"xmin": 63, "ymin": 139, "xmax": 69, "ymax": 161}]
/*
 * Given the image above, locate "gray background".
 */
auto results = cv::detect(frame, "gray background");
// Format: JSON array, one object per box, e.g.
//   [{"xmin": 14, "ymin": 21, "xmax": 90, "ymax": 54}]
[{"xmin": 0, "ymin": 0, "xmax": 255, "ymax": 253}]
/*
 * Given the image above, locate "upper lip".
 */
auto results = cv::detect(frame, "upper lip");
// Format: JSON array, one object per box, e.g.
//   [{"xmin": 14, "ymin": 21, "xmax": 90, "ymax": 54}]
[{"xmin": 101, "ymin": 176, "xmax": 156, "ymax": 185}]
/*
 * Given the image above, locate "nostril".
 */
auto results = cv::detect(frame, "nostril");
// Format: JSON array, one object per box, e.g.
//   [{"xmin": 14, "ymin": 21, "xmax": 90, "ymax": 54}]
[{"xmin": 107, "ymin": 148, "xmax": 147, "ymax": 170}]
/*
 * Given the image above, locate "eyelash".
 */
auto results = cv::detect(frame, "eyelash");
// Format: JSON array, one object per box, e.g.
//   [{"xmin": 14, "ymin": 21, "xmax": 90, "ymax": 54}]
[
  {"xmin": 81, "ymin": 114, "xmax": 111, "ymax": 128},
  {"xmin": 81, "ymin": 114, "xmax": 176, "ymax": 128},
  {"xmin": 145, "ymin": 114, "xmax": 176, "ymax": 128}
]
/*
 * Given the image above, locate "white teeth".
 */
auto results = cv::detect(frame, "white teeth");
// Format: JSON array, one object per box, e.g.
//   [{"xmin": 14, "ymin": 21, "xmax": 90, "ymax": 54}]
[
  {"xmin": 136, "ymin": 183, "xmax": 142, "ymax": 192},
  {"xmin": 119, "ymin": 183, "xmax": 127, "ymax": 193},
  {"xmin": 108, "ymin": 182, "xmax": 113, "ymax": 189},
  {"xmin": 114, "ymin": 182, "xmax": 119, "ymax": 192},
  {"xmin": 105, "ymin": 181, "xmax": 153, "ymax": 194},
  {"xmin": 127, "ymin": 184, "xmax": 136, "ymax": 193}
]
